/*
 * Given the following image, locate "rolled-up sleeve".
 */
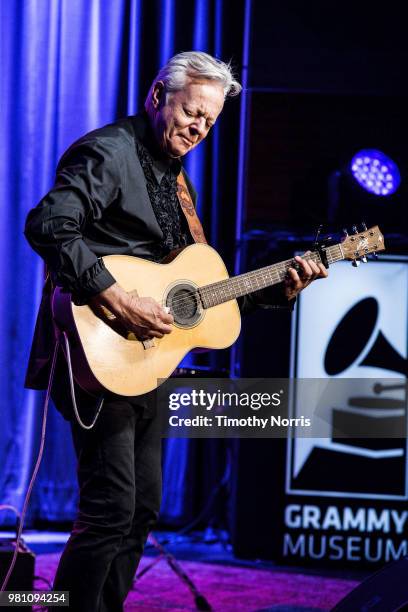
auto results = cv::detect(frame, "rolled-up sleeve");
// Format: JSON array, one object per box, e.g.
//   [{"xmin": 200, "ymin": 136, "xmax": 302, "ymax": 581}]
[{"xmin": 24, "ymin": 139, "xmax": 120, "ymax": 304}]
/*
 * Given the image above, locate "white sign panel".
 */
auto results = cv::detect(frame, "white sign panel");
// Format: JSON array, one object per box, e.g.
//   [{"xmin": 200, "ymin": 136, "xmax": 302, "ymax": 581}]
[{"xmin": 287, "ymin": 257, "xmax": 408, "ymax": 500}]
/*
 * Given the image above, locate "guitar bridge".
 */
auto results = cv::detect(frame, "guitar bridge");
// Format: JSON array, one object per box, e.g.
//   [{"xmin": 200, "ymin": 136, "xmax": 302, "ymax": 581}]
[
  {"xmin": 142, "ymin": 338, "xmax": 155, "ymax": 350},
  {"xmin": 126, "ymin": 331, "xmax": 155, "ymax": 349}
]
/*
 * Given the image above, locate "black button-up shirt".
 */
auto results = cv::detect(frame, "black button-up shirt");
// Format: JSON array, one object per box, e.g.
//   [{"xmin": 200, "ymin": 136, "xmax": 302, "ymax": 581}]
[{"xmin": 25, "ymin": 112, "xmax": 195, "ymax": 305}]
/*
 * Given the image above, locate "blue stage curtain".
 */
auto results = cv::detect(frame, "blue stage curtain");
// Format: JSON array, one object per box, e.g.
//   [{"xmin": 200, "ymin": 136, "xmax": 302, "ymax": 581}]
[{"xmin": 0, "ymin": 0, "xmax": 246, "ymax": 524}]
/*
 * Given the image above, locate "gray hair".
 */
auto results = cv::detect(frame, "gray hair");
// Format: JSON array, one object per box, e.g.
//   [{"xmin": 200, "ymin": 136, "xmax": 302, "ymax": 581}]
[{"xmin": 145, "ymin": 51, "xmax": 242, "ymax": 110}]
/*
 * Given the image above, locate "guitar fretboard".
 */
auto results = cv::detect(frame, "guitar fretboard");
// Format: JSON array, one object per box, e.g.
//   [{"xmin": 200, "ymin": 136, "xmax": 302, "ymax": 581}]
[{"xmin": 199, "ymin": 243, "xmax": 344, "ymax": 308}]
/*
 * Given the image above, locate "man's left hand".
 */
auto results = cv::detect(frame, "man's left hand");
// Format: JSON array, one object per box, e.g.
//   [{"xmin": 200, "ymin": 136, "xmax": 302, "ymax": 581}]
[{"xmin": 284, "ymin": 252, "xmax": 328, "ymax": 301}]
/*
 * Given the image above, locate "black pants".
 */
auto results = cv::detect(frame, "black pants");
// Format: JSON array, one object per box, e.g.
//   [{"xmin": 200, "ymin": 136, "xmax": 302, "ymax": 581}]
[{"xmin": 50, "ymin": 391, "xmax": 162, "ymax": 612}]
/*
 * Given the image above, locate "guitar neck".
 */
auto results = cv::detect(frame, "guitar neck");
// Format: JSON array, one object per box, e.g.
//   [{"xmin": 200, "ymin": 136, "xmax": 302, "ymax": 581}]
[{"xmin": 199, "ymin": 242, "xmax": 344, "ymax": 309}]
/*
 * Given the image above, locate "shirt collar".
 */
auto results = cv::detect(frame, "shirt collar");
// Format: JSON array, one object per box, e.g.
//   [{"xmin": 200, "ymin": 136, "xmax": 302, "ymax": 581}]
[{"xmin": 132, "ymin": 112, "xmax": 182, "ymax": 183}]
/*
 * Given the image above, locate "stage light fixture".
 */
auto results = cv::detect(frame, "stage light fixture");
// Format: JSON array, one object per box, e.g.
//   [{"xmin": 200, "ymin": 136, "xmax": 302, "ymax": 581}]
[{"xmin": 350, "ymin": 149, "xmax": 400, "ymax": 196}]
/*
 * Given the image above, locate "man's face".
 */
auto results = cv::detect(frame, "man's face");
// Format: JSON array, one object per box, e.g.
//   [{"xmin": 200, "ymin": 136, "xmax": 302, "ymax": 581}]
[{"xmin": 150, "ymin": 79, "xmax": 225, "ymax": 158}]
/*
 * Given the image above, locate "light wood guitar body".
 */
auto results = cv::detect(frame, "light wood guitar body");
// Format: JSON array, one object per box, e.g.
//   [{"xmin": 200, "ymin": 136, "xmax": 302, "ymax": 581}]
[{"xmin": 52, "ymin": 244, "xmax": 241, "ymax": 396}]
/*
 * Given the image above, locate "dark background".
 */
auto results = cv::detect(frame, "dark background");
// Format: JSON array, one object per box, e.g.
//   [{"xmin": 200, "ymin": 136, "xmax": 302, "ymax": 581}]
[
  {"xmin": 249, "ymin": 2, "xmax": 408, "ymax": 95},
  {"xmin": 230, "ymin": 0, "xmax": 407, "ymax": 562}
]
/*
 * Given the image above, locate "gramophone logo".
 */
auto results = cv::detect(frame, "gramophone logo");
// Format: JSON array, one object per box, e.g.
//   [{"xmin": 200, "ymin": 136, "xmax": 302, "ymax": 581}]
[{"xmin": 287, "ymin": 259, "xmax": 408, "ymax": 499}]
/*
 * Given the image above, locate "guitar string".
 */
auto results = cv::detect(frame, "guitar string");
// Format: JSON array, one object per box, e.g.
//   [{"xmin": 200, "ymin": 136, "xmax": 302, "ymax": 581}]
[
  {"xmin": 160, "ymin": 247, "xmax": 341, "ymax": 310},
  {"xmin": 159, "ymin": 246, "xmax": 343, "ymax": 311},
  {"xmin": 164, "ymin": 233, "xmax": 375, "ymax": 311},
  {"xmin": 198, "ymin": 248, "xmax": 339, "ymax": 296}
]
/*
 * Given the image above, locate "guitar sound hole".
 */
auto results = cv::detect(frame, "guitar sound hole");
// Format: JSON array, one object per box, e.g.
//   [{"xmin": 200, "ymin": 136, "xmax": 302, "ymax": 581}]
[
  {"xmin": 173, "ymin": 289, "xmax": 196, "ymax": 319},
  {"xmin": 166, "ymin": 283, "xmax": 202, "ymax": 328}
]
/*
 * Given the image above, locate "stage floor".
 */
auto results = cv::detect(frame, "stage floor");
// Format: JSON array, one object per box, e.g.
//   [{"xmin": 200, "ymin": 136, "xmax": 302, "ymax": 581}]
[{"xmin": 4, "ymin": 531, "xmax": 361, "ymax": 611}]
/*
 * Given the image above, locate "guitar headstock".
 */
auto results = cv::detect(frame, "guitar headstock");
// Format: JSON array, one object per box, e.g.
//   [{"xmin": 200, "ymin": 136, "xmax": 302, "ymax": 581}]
[{"xmin": 341, "ymin": 225, "xmax": 385, "ymax": 264}]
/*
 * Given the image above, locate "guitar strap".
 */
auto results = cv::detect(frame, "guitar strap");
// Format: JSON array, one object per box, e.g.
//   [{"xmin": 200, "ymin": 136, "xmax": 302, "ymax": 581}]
[{"xmin": 176, "ymin": 171, "xmax": 207, "ymax": 244}]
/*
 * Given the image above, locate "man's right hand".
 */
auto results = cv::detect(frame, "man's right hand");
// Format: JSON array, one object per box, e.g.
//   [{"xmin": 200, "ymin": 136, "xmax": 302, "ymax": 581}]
[{"xmin": 89, "ymin": 283, "xmax": 174, "ymax": 340}]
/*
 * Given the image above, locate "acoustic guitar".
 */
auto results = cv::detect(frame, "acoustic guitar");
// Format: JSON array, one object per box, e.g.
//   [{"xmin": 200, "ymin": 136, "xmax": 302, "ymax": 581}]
[{"xmin": 52, "ymin": 226, "xmax": 384, "ymax": 396}]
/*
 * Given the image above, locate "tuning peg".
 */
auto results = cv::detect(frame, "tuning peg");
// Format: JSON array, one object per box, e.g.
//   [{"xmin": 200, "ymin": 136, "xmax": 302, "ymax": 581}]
[
  {"xmin": 343, "ymin": 228, "xmax": 348, "ymax": 237},
  {"xmin": 361, "ymin": 221, "xmax": 367, "ymax": 231},
  {"xmin": 352, "ymin": 259, "xmax": 360, "ymax": 267},
  {"xmin": 372, "ymin": 252, "xmax": 378, "ymax": 259},
  {"xmin": 361, "ymin": 256, "xmax": 368, "ymax": 263},
  {"xmin": 352, "ymin": 225, "xmax": 359, "ymax": 234}
]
